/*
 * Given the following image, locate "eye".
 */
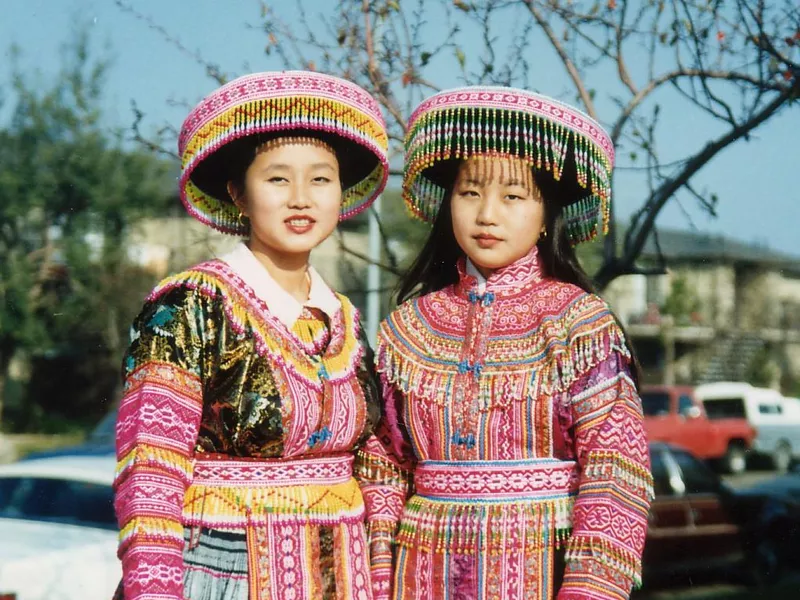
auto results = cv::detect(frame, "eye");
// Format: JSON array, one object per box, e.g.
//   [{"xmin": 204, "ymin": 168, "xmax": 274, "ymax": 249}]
[
  {"xmin": 268, "ymin": 176, "xmax": 288, "ymax": 184},
  {"xmin": 505, "ymin": 194, "xmax": 524, "ymax": 201},
  {"xmin": 312, "ymin": 176, "xmax": 332, "ymax": 183},
  {"xmin": 459, "ymin": 189, "xmax": 480, "ymax": 197}
]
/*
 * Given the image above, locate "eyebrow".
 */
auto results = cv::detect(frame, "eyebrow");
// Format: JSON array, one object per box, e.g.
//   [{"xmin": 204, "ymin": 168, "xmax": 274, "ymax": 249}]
[{"xmin": 460, "ymin": 177, "xmax": 485, "ymax": 186}]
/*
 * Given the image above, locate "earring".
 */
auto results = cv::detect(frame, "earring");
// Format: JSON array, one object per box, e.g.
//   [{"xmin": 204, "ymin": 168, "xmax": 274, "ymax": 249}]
[
  {"xmin": 238, "ymin": 212, "xmax": 248, "ymax": 228},
  {"xmin": 540, "ymin": 225, "xmax": 548, "ymax": 239}
]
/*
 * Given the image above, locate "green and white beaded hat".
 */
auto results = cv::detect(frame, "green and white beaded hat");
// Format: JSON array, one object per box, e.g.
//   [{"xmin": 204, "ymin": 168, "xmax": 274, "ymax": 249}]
[{"xmin": 403, "ymin": 86, "xmax": 615, "ymax": 245}]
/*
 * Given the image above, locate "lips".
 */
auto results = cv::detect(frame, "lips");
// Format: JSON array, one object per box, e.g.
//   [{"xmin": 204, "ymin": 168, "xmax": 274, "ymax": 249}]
[
  {"xmin": 285, "ymin": 216, "xmax": 316, "ymax": 234},
  {"xmin": 474, "ymin": 233, "xmax": 501, "ymax": 248}
]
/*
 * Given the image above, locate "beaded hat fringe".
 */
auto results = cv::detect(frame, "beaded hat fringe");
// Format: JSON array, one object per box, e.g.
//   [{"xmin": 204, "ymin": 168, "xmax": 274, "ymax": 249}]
[
  {"xmin": 403, "ymin": 87, "xmax": 615, "ymax": 245},
  {"xmin": 179, "ymin": 71, "xmax": 389, "ymax": 236}
]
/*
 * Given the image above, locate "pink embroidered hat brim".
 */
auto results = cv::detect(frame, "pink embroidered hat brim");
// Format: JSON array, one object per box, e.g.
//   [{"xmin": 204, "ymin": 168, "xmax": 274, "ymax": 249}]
[
  {"xmin": 404, "ymin": 86, "xmax": 614, "ymax": 245},
  {"xmin": 179, "ymin": 71, "xmax": 389, "ymax": 236}
]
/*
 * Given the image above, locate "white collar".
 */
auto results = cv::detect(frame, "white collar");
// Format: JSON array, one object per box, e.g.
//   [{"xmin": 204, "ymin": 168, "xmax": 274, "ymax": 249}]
[
  {"xmin": 466, "ymin": 258, "xmax": 487, "ymax": 294},
  {"xmin": 220, "ymin": 242, "xmax": 340, "ymax": 329}
]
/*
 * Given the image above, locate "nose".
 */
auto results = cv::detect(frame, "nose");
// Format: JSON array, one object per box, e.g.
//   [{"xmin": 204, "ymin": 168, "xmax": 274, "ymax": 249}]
[
  {"xmin": 476, "ymin": 193, "xmax": 498, "ymax": 225},
  {"xmin": 287, "ymin": 181, "xmax": 312, "ymax": 209}
]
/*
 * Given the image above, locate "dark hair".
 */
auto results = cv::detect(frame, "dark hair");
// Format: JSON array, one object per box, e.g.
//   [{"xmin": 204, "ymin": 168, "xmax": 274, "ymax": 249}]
[
  {"xmin": 396, "ymin": 167, "xmax": 642, "ymax": 389},
  {"xmin": 195, "ymin": 129, "xmax": 377, "ymax": 203}
]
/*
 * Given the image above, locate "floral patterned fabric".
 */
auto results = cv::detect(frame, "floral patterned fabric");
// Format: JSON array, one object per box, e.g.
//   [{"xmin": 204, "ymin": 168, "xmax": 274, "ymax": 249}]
[
  {"xmin": 362, "ymin": 247, "xmax": 653, "ymax": 600},
  {"xmin": 114, "ymin": 258, "xmax": 382, "ymax": 600}
]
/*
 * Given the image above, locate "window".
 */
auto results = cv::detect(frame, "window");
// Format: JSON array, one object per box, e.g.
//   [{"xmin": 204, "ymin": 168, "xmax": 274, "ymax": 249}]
[
  {"xmin": 650, "ymin": 449, "xmax": 674, "ymax": 497},
  {"xmin": 0, "ymin": 476, "xmax": 116, "ymax": 530},
  {"xmin": 678, "ymin": 395, "xmax": 695, "ymax": 417},
  {"xmin": 703, "ymin": 398, "xmax": 746, "ymax": 420},
  {"xmin": 88, "ymin": 409, "xmax": 118, "ymax": 444},
  {"xmin": 758, "ymin": 403, "xmax": 782, "ymax": 415},
  {"xmin": 641, "ymin": 392, "xmax": 670, "ymax": 416},
  {"xmin": 670, "ymin": 449, "xmax": 720, "ymax": 495},
  {"xmin": 646, "ymin": 276, "xmax": 666, "ymax": 307}
]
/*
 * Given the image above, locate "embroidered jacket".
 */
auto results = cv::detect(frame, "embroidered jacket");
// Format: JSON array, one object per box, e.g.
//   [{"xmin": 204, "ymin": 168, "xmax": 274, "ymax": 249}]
[
  {"xmin": 114, "ymin": 253, "xmax": 385, "ymax": 600},
  {"xmin": 362, "ymin": 247, "xmax": 653, "ymax": 600}
]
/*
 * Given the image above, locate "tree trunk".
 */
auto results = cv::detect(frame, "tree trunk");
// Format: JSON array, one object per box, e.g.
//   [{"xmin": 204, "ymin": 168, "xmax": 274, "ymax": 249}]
[{"xmin": 0, "ymin": 345, "xmax": 15, "ymax": 429}]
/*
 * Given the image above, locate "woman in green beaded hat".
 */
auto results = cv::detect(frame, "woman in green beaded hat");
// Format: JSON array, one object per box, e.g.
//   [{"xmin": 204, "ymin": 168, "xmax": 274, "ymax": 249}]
[{"xmin": 354, "ymin": 86, "xmax": 653, "ymax": 600}]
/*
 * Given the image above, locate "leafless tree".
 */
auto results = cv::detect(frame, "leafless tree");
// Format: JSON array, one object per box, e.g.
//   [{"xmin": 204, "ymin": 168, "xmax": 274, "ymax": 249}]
[{"xmin": 116, "ymin": 0, "xmax": 799, "ymax": 289}]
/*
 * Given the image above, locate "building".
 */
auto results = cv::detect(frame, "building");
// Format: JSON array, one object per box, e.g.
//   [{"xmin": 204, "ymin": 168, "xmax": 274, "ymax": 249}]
[{"xmin": 604, "ymin": 230, "xmax": 800, "ymax": 392}]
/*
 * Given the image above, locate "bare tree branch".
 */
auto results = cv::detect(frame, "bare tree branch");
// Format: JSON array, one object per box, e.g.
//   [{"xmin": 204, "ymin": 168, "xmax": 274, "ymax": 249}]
[
  {"xmin": 610, "ymin": 68, "xmax": 786, "ymax": 143},
  {"xmin": 596, "ymin": 86, "xmax": 793, "ymax": 288},
  {"xmin": 522, "ymin": 0, "xmax": 597, "ymax": 118},
  {"xmin": 616, "ymin": 0, "xmax": 638, "ymax": 95}
]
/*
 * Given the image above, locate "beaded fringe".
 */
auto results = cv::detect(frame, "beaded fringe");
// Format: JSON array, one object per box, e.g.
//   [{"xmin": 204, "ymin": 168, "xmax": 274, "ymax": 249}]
[
  {"xmin": 583, "ymin": 450, "xmax": 655, "ymax": 501},
  {"xmin": 182, "ymin": 95, "xmax": 388, "ymax": 235},
  {"xmin": 397, "ymin": 494, "xmax": 575, "ymax": 555},
  {"xmin": 378, "ymin": 315, "xmax": 628, "ymax": 413},
  {"xmin": 403, "ymin": 105, "xmax": 612, "ymax": 244},
  {"xmin": 353, "ymin": 449, "xmax": 409, "ymax": 487},
  {"xmin": 116, "ymin": 443, "xmax": 194, "ymax": 488},
  {"xmin": 566, "ymin": 534, "xmax": 645, "ymax": 588},
  {"xmin": 182, "ymin": 477, "xmax": 365, "ymax": 529}
]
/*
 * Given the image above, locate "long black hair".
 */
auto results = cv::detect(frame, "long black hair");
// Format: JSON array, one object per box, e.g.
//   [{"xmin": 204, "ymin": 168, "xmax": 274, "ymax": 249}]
[{"xmin": 396, "ymin": 166, "xmax": 642, "ymax": 389}]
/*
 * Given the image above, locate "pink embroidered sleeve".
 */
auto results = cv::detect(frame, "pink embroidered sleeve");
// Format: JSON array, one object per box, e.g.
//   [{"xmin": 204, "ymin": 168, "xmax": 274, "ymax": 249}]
[
  {"xmin": 557, "ymin": 352, "xmax": 654, "ymax": 600},
  {"xmin": 354, "ymin": 373, "xmax": 414, "ymax": 600},
  {"xmin": 114, "ymin": 290, "xmax": 205, "ymax": 600}
]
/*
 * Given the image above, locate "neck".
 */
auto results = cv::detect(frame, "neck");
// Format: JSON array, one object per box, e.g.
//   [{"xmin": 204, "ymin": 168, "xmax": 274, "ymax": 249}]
[
  {"xmin": 474, "ymin": 263, "xmax": 494, "ymax": 280},
  {"xmin": 246, "ymin": 240, "xmax": 311, "ymax": 303}
]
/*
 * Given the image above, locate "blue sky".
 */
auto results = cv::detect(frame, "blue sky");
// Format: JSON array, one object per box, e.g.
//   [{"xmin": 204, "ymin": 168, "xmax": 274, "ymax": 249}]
[{"xmin": 3, "ymin": 0, "xmax": 798, "ymax": 257}]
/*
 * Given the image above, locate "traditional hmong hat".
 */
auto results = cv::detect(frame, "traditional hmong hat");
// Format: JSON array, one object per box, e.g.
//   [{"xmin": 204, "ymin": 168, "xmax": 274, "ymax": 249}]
[
  {"xmin": 179, "ymin": 71, "xmax": 389, "ymax": 235},
  {"xmin": 404, "ymin": 86, "xmax": 615, "ymax": 244}
]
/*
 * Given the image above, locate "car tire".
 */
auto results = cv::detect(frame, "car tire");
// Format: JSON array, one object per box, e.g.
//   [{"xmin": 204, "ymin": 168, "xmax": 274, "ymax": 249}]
[
  {"xmin": 743, "ymin": 531, "xmax": 784, "ymax": 588},
  {"xmin": 722, "ymin": 442, "xmax": 747, "ymax": 475},
  {"xmin": 772, "ymin": 441, "xmax": 792, "ymax": 474}
]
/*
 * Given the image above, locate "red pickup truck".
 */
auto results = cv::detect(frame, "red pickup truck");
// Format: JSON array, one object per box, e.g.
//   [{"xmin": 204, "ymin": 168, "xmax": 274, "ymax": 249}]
[{"xmin": 641, "ymin": 385, "xmax": 756, "ymax": 475}]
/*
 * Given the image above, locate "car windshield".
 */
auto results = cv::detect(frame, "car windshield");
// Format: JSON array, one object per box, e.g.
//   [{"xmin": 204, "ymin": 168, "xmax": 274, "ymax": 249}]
[
  {"xmin": 671, "ymin": 449, "xmax": 721, "ymax": 495},
  {"xmin": 703, "ymin": 398, "xmax": 746, "ymax": 420},
  {"xmin": 641, "ymin": 392, "xmax": 670, "ymax": 416},
  {"xmin": 0, "ymin": 476, "xmax": 116, "ymax": 531},
  {"xmin": 88, "ymin": 409, "xmax": 118, "ymax": 444}
]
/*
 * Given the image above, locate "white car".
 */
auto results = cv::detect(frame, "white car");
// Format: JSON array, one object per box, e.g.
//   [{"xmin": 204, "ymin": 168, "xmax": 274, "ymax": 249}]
[
  {"xmin": 0, "ymin": 456, "xmax": 120, "ymax": 600},
  {"xmin": 696, "ymin": 382, "xmax": 800, "ymax": 472}
]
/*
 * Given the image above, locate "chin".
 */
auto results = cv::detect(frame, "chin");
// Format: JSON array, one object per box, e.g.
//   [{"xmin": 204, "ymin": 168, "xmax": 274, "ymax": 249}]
[
  {"xmin": 465, "ymin": 250, "xmax": 513, "ymax": 271},
  {"xmin": 278, "ymin": 239, "xmax": 325, "ymax": 255},
  {"xmin": 259, "ymin": 225, "xmax": 337, "ymax": 250}
]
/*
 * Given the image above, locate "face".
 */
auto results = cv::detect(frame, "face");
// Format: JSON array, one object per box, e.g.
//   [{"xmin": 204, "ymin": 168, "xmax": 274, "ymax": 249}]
[
  {"xmin": 229, "ymin": 138, "xmax": 342, "ymax": 264},
  {"xmin": 450, "ymin": 156, "xmax": 546, "ymax": 277}
]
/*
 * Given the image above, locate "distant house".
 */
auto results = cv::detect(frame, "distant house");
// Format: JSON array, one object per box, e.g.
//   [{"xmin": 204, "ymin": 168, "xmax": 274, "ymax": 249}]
[{"xmin": 603, "ymin": 229, "xmax": 800, "ymax": 391}]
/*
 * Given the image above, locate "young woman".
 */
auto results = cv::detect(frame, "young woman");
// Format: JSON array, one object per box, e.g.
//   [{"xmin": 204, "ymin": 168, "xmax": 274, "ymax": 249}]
[
  {"xmin": 361, "ymin": 87, "xmax": 654, "ymax": 599},
  {"xmin": 113, "ymin": 71, "xmax": 392, "ymax": 600}
]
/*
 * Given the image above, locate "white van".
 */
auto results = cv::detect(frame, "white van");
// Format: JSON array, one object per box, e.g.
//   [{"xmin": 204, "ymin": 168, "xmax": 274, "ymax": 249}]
[{"xmin": 694, "ymin": 382, "xmax": 800, "ymax": 472}]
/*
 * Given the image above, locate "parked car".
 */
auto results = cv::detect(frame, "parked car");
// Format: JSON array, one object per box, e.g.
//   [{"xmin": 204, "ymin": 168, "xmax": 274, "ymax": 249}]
[
  {"xmin": 642, "ymin": 385, "xmax": 756, "ymax": 474},
  {"xmin": 22, "ymin": 408, "xmax": 116, "ymax": 461},
  {"xmin": 0, "ymin": 456, "xmax": 120, "ymax": 600},
  {"xmin": 645, "ymin": 442, "xmax": 800, "ymax": 586},
  {"xmin": 695, "ymin": 382, "xmax": 800, "ymax": 472}
]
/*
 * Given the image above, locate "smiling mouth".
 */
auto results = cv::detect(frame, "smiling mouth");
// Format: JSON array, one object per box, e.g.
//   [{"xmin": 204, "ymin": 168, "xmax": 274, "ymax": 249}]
[{"xmin": 285, "ymin": 217, "xmax": 316, "ymax": 232}]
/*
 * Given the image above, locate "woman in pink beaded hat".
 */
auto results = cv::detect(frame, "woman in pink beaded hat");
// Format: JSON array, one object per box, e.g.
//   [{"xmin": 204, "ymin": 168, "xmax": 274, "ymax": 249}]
[
  {"xmin": 358, "ymin": 87, "xmax": 654, "ymax": 599},
  {"xmin": 113, "ymin": 71, "xmax": 392, "ymax": 600}
]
